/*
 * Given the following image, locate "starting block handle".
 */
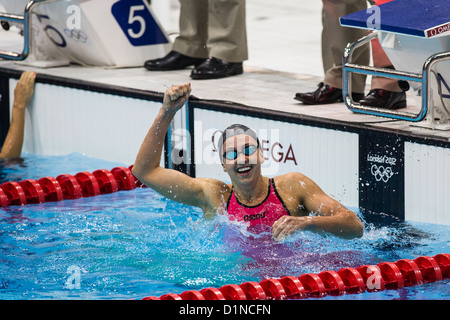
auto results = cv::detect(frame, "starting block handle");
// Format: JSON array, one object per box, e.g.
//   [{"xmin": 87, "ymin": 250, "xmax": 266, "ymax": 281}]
[
  {"xmin": 342, "ymin": 32, "xmax": 450, "ymax": 122},
  {"xmin": 0, "ymin": 0, "xmax": 60, "ymax": 60}
]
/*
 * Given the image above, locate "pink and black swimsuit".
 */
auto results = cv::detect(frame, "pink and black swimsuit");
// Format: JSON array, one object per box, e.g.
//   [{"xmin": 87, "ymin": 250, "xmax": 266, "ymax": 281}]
[{"xmin": 226, "ymin": 178, "xmax": 290, "ymax": 227}]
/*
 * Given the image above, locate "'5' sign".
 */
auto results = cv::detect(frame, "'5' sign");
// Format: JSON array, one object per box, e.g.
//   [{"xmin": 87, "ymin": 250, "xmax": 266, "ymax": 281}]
[{"xmin": 111, "ymin": 0, "xmax": 168, "ymax": 46}]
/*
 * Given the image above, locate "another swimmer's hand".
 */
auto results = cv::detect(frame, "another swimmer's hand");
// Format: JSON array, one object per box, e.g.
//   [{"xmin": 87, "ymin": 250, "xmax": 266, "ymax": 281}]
[
  {"xmin": 13, "ymin": 71, "xmax": 37, "ymax": 110},
  {"xmin": 162, "ymin": 83, "xmax": 191, "ymax": 114},
  {"xmin": 272, "ymin": 215, "xmax": 313, "ymax": 241}
]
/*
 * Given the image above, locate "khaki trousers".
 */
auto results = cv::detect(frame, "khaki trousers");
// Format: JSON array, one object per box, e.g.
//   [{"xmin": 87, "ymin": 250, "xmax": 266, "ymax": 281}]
[
  {"xmin": 172, "ymin": 0, "xmax": 248, "ymax": 63},
  {"xmin": 322, "ymin": 0, "xmax": 400, "ymax": 93}
]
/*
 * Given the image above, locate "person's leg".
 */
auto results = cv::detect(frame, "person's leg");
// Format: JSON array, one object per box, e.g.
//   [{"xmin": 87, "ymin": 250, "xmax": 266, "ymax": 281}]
[
  {"xmin": 360, "ymin": 0, "xmax": 407, "ymax": 109},
  {"xmin": 191, "ymin": 0, "xmax": 247, "ymax": 79},
  {"xmin": 206, "ymin": 0, "xmax": 248, "ymax": 62},
  {"xmin": 295, "ymin": 0, "xmax": 369, "ymax": 104},
  {"xmin": 322, "ymin": 0, "xmax": 369, "ymax": 93},
  {"xmin": 370, "ymin": 38, "xmax": 401, "ymax": 92},
  {"xmin": 172, "ymin": 0, "xmax": 210, "ymax": 59},
  {"xmin": 145, "ymin": 0, "xmax": 207, "ymax": 71}
]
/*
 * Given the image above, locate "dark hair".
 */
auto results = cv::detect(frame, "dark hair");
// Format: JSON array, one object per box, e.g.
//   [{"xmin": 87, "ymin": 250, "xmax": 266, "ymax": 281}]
[{"xmin": 217, "ymin": 124, "xmax": 260, "ymax": 157}]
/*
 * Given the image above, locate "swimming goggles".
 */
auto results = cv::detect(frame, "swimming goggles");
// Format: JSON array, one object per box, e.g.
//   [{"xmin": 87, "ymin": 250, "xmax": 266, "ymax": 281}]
[{"xmin": 223, "ymin": 145, "xmax": 258, "ymax": 161}]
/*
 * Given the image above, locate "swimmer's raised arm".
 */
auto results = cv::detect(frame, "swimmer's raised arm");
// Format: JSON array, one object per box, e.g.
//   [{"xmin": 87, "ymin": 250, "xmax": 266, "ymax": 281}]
[
  {"xmin": 132, "ymin": 84, "xmax": 226, "ymax": 213},
  {"xmin": 0, "ymin": 71, "xmax": 36, "ymax": 159}
]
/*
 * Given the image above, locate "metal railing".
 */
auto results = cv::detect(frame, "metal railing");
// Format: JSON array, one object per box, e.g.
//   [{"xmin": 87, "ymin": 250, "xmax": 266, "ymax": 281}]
[
  {"xmin": 342, "ymin": 32, "xmax": 450, "ymax": 122},
  {"xmin": 0, "ymin": 0, "xmax": 60, "ymax": 60}
]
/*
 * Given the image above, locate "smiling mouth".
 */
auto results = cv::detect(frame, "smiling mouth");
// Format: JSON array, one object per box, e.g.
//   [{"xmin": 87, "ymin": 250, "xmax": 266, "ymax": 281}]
[{"xmin": 237, "ymin": 166, "xmax": 252, "ymax": 174}]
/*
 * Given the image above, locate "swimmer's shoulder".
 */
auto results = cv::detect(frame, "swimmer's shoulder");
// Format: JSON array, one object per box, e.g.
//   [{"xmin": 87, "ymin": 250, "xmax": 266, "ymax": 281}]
[
  {"xmin": 274, "ymin": 172, "xmax": 309, "ymax": 189},
  {"xmin": 197, "ymin": 177, "xmax": 230, "ymax": 190},
  {"xmin": 196, "ymin": 177, "xmax": 231, "ymax": 203},
  {"xmin": 194, "ymin": 178, "xmax": 231, "ymax": 218},
  {"xmin": 273, "ymin": 172, "xmax": 315, "ymax": 216},
  {"xmin": 273, "ymin": 172, "xmax": 318, "ymax": 199}
]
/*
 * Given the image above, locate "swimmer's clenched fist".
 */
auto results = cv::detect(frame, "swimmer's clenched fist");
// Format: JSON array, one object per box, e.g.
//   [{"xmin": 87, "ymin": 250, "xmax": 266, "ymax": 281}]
[{"xmin": 162, "ymin": 83, "xmax": 191, "ymax": 113}]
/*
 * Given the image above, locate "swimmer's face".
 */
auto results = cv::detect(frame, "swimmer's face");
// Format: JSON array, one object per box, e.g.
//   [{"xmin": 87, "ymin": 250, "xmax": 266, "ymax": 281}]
[{"xmin": 221, "ymin": 134, "xmax": 263, "ymax": 181}]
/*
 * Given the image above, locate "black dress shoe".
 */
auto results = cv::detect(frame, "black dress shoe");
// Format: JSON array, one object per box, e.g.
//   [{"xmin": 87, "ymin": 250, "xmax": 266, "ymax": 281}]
[
  {"xmin": 294, "ymin": 82, "xmax": 363, "ymax": 105},
  {"xmin": 144, "ymin": 51, "xmax": 205, "ymax": 71},
  {"xmin": 359, "ymin": 89, "xmax": 406, "ymax": 109},
  {"xmin": 191, "ymin": 57, "xmax": 243, "ymax": 80}
]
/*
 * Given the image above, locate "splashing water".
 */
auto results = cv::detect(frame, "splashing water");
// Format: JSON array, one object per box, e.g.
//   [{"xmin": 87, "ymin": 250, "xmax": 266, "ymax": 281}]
[{"xmin": 0, "ymin": 153, "xmax": 448, "ymax": 299}]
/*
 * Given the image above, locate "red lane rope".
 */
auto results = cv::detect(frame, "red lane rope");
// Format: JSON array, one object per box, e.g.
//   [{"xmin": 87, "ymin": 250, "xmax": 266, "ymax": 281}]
[
  {"xmin": 141, "ymin": 254, "xmax": 450, "ymax": 300},
  {"xmin": 0, "ymin": 165, "xmax": 143, "ymax": 207},
  {"xmin": 1, "ymin": 168, "xmax": 448, "ymax": 300}
]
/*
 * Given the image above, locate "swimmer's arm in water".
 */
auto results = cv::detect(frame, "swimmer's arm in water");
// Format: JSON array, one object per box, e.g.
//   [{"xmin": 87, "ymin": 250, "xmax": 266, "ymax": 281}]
[
  {"xmin": 0, "ymin": 71, "xmax": 36, "ymax": 159},
  {"xmin": 272, "ymin": 173, "xmax": 363, "ymax": 240},
  {"xmin": 132, "ymin": 84, "xmax": 226, "ymax": 213}
]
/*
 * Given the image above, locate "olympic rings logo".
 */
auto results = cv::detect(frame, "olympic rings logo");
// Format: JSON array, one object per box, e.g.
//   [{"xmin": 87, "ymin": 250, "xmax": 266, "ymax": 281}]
[
  {"xmin": 370, "ymin": 164, "xmax": 394, "ymax": 183},
  {"xmin": 64, "ymin": 28, "xmax": 88, "ymax": 43}
]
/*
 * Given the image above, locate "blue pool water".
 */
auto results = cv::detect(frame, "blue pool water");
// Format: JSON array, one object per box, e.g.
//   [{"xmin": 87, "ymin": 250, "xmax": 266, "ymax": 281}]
[{"xmin": 0, "ymin": 153, "xmax": 448, "ymax": 300}]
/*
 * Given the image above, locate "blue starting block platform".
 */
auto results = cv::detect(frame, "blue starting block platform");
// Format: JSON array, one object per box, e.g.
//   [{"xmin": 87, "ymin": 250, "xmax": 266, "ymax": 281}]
[
  {"xmin": 340, "ymin": 0, "xmax": 450, "ymax": 38},
  {"xmin": 339, "ymin": 0, "xmax": 450, "ymax": 127}
]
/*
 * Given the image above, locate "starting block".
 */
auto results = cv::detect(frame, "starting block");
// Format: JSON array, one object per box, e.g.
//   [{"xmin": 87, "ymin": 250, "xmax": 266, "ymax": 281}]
[
  {"xmin": 0, "ymin": 0, "xmax": 171, "ymax": 67},
  {"xmin": 340, "ymin": 0, "xmax": 450, "ymax": 129}
]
